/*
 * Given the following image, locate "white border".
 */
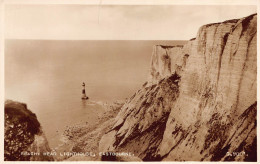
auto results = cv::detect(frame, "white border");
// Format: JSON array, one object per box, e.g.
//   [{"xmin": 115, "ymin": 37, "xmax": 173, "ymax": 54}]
[
  {"xmin": 1, "ymin": 0, "xmax": 259, "ymax": 164},
  {"xmin": 0, "ymin": 0, "xmax": 5, "ymax": 162},
  {"xmin": 2, "ymin": 0, "xmax": 258, "ymax": 5}
]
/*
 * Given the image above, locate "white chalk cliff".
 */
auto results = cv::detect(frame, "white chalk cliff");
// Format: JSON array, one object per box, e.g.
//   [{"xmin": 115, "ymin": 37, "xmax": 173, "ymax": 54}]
[
  {"xmin": 148, "ymin": 45, "xmax": 181, "ymax": 85},
  {"xmin": 99, "ymin": 14, "xmax": 257, "ymax": 161}
]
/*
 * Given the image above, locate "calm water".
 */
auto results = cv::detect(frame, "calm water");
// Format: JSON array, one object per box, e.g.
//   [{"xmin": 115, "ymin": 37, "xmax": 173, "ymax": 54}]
[{"xmin": 5, "ymin": 40, "xmax": 186, "ymax": 148}]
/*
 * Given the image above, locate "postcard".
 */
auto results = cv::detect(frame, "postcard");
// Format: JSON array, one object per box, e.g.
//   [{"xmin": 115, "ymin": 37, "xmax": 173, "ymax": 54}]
[{"xmin": 2, "ymin": 0, "xmax": 258, "ymax": 163}]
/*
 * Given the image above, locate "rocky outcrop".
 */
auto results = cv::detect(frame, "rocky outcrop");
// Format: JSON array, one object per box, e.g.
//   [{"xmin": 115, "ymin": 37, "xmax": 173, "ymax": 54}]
[
  {"xmin": 99, "ymin": 13, "xmax": 257, "ymax": 162},
  {"xmin": 99, "ymin": 73, "xmax": 180, "ymax": 160},
  {"xmin": 4, "ymin": 100, "xmax": 54, "ymax": 161},
  {"xmin": 148, "ymin": 45, "xmax": 186, "ymax": 85}
]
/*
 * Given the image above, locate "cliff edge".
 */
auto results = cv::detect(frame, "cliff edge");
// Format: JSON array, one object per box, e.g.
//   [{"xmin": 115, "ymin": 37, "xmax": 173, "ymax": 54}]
[
  {"xmin": 4, "ymin": 100, "xmax": 54, "ymax": 161},
  {"xmin": 99, "ymin": 14, "xmax": 257, "ymax": 161}
]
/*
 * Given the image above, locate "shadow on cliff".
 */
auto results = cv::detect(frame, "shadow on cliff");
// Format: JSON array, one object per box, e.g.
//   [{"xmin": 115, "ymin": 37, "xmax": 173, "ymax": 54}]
[
  {"xmin": 4, "ymin": 100, "xmax": 54, "ymax": 161},
  {"xmin": 99, "ymin": 13, "xmax": 257, "ymax": 162}
]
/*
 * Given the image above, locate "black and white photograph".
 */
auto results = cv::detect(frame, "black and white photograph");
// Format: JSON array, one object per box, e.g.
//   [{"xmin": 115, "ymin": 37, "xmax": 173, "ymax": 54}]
[{"xmin": 2, "ymin": 0, "xmax": 258, "ymax": 162}]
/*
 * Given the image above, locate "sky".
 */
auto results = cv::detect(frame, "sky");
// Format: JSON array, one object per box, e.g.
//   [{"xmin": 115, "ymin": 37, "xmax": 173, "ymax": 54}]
[
  {"xmin": 3, "ymin": 3, "xmax": 258, "ymax": 136},
  {"xmin": 3, "ymin": 4, "xmax": 257, "ymax": 103},
  {"xmin": 4, "ymin": 5, "xmax": 257, "ymax": 40}
]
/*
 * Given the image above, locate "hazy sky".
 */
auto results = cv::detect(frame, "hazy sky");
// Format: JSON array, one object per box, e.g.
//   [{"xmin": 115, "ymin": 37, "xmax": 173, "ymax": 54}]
[{"xmin": 5, "ymin": 5, "xmax": 256, "ymax": 40}]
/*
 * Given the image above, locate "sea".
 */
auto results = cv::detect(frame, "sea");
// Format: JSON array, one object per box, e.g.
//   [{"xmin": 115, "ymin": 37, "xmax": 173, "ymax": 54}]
[{"xmin": 5, "ymin": 40, "xmax": 187, "ymax": 148}]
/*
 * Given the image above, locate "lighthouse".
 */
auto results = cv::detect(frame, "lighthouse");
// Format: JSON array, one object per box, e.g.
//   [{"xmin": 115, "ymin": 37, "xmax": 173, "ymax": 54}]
[{"xmin": 82, "ymin": 82, "xmax": 89, "ymax": 100}]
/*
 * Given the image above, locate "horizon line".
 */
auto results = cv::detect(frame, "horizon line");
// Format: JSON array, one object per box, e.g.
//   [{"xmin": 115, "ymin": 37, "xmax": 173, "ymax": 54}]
[{"xmin": 5, "ymin": 39, "xmax": 189, "ymax": 41}]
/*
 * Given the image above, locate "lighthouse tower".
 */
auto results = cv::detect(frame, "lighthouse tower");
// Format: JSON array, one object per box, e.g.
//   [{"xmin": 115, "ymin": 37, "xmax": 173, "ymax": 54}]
[{"xmin": 82, "ymin": 82, "xmax": 88, "ymax": 100}]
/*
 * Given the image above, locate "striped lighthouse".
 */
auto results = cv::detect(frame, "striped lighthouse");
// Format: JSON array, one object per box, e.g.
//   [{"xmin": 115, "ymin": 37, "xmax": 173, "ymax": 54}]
[{"xmin": 82, "ymin": 82, "xmax": 89, "ymax": 100}]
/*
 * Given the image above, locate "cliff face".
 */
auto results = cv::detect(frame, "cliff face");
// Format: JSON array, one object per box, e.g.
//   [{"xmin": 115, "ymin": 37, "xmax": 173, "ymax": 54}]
[
  {"xmin": 4, "ymin": 100, "xmax": 54, "ymax": 161},
  {"xmin": 99, "ymin": 73, "xmax": 180, "ymax": 160},
  {"xmin": 99, "ymin": 13, "xmax": 257, "ymax": 162},
  {"xmin": 159, "ymin": 13, "xmax": 257, "ymax": 161},
  {"xmin": 147, "ymin": 45, "xmax": 186, "ymax": 85}
]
